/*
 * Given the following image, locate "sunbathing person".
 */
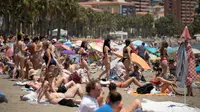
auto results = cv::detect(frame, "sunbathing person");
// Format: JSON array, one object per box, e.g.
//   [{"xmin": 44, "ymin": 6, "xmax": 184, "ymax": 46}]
[
  {"xmin": 100, "ymin": 77, "xmax": 142, "ymax": 88},
  {"xmin": 150, "ymin": 67, "xmax": 182, "ymax": 95},
  {"xmin": 37, "ymin": 67, "xmax": 83, "ymax": 103}
]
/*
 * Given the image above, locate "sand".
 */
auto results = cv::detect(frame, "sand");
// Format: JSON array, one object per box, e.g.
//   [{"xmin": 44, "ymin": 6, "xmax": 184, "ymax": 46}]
[{"xmin": 0, "ymin": 71, "xmax": 200, "ymax": 112}]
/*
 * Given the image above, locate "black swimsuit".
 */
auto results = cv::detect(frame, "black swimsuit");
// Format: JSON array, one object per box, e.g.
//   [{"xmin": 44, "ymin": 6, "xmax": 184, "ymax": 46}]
[
  {"xmin": 43, "ymin": 53, "xmax": 56, "ymax": 66},
  {"xmin": 122, "ymin": 49, "xmax": 133, "ymax": 63}
]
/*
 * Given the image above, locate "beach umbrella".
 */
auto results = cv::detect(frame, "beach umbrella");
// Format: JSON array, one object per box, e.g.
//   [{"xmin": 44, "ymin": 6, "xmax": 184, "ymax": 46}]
[
  {"xmin": 55, "ymin": 43, "xmax": 62, "ymax": 47},
  {"xmin": 176, "ymin": 26, "xmax": 196, "ymax": 104},
  {"xmin": 149, "ymin": 54, "xmax": 160, "ymax": 61},
  {"xmin": 89, "ymin": 42, "xmax": 103, "ymax": 52},
  {"xmin": 168, "ymin": 47, "xmax": 179, "ymax": 54},
  {"xmin": 95, "ymin": 39, "xmax": 103, "ymax": 43},
  {"xmin": 69, "ymin": 55, "xmax": 79, "ymax": 63},
  {"xmin": 114, "ymin": 51, "xmax": 151, "ymax": 70},
  {"xmin": 145, "ymin": 47, "xmax": 158, "ymax": 54},
  {"xmin": 58, "ymin": 38, "xmax": 67, "ymax": 43},
  {"xmin": 196, "ymin": 66, "xmax": 200, "ymax": 74},
  {"xmin": 61, "ymin": 44, "xmax": 71, "ymax": 50},
  {"xmin": 181, "ymin": 26, "xmax": 191, "ymax": 39},
  {"xmin": 63, "ymin": 42, "xmax": 72, "ymax": 47},
  {"xmin": 88, "ymin": 50, "xmax": 101, "ymax": 63},
  {"xmin": 176, "ymin": 43, "xmax": 188, "ymax": 104},
  {"xmin": 61, "ymin": 50, "xmax": 75, "ymax": 55},
  {"xmin": 75, "ymin": 40, "xmax": 82, "ymax": 46},
  {"xmin": 192, "ymin": 48, "xmax": 200, "ymax": 54},
  {"xmin": 133, "ymin": 40, "xmax": 148, "ymax": 47},
  {"xmin": 113, "ymin": 44, "xmax": 125, "ymax": 50}
]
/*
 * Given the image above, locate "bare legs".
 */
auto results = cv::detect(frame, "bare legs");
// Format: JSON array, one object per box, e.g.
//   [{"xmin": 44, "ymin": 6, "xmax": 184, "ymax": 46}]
[
  {"xmin": 12, "ymin": 54, "xmax": 20, "ymax": 80},
  {"xmin": 116, "ymin": 77, "xmax": 142, "ymax": 88},
  {"xmin": 161, "ymin": 60, "xmax": 168, "ymax": 79},
  {"xmin": 19, "ymin": 55, "xmax": 26, "ymax": 81},
  {"xmin": 98, "ymin": 59, "xmax": 110, "ymax": 80},
  {"xmin": 80, "ymin": 58, "xmax": 91, "ymax": 81},
  {"xmin": 64, "ymin": 84, "xmax": 83, "ymax": 98}
]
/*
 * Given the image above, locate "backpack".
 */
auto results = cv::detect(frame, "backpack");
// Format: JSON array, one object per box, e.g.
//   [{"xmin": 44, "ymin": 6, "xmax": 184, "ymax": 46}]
[{"xmin": 136, "ymin": 83, "xmax": 154, "ymax": 94}]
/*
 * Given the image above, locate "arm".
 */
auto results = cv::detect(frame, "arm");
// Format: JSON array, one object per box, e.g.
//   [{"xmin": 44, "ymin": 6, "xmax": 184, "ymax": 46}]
[
  {"xmin": 50, "ymin": 78, "xmax": 57, "ymax": 92},
  {"xmin": 157, "ymin": 77, "xmax": 173, "ymax": 84}
]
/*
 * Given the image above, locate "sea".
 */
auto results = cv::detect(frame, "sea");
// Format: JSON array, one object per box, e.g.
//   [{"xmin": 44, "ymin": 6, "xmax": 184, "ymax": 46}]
[{"xmin": 192, "ymin": 44, "xmax": 200, "ymax": 50}]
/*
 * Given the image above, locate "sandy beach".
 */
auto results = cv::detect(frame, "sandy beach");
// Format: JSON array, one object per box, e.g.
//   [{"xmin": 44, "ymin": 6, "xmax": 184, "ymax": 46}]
[{"xmin": 0, "ymin": 71, "xmax": 200, "ymax": 112}]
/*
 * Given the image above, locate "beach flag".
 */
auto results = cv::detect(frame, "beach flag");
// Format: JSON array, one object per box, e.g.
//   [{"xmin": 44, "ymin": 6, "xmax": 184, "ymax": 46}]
[{"xmin": 181, "ymin": 26, "xmax": 191, "ymax": 39}]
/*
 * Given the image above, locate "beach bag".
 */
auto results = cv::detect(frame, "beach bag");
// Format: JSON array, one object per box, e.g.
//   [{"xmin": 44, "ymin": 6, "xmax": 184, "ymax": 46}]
[
  {"xmin": 69, "ymin": 71, "xmax": 81, "ymax": 83},
  {"xmin": 136, "ymin": 83, "xmax": 154, "ymax": 94}
]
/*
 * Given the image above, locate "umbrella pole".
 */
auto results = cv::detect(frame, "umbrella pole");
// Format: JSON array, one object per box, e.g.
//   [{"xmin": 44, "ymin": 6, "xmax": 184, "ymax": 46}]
[{"xmin": 184, "ymin": 84, "xmax": 187, "ymax": 104}]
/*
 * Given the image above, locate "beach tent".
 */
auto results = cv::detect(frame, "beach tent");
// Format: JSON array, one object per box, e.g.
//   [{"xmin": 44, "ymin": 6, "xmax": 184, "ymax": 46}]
[
  {"xmin": 109, "ymin": 31, "xmax": 128, "ymax": 40},
  {"xmin": 52, "ymin": 29, "xmax": 68, "ymax": 36},
  {"xmin": 114, "ymin": 51, "xmax": 151, "ymax": 70}
]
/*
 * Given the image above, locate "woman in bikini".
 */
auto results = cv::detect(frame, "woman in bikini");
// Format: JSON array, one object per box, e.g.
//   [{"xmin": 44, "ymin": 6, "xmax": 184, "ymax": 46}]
[
  {"xmin": 122, "ymin": 39, "xmax": 133, "ymax": 80},
  {"xmin": 150, "ymin": 67, "xmax": 181, "ymax": 95},
  {"xmin": 159, "ymin": 41, "xmax": 169, "ymax": 79},
  {"xmin": 98, "ymin": 39, "xmax": 113, "ymax": 81},
  {"xmin": 78, "ymin": 41, "xmax": 91, "ymax": 81},
  {"xmin": 13, "ymin": 34, "xmax": 27, "ymax": 80}
]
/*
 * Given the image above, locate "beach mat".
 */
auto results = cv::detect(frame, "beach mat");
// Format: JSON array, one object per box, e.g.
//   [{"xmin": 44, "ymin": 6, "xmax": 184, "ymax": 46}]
[
  {"xmin": 113, "ymin": 51, "xmax": 151, "ymax": 70},
  {"xmin": 132, "ymin": 90, "xmax": 167, "ymax": 96}
]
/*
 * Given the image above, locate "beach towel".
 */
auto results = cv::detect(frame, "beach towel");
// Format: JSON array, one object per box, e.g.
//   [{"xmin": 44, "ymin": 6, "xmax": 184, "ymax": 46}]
[
  {"xmin": 132, "ymin": 90, "xmax": 168, "ymax": 96},
  {"xmin": 142, "ymin": 99, "xmax": 200, "ymax": 112}
]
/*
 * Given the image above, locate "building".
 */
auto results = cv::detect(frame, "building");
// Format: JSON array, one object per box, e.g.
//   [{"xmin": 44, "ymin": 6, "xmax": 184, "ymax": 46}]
[
  {"xmin": 79, "ymin": 0, "xmax": 136, "ymax": 16},
  {"xmin": 149, "ymin": 5, "xmax": 164, "ymax": 20},
  {"xmin": 125, "ymin": 0, "xmax": 150, "ymax": 15},
  {"xmin": 150, "ymin": 0, "xmax": 164, "ymax": 6},
  {"xmin": 164, "ymin": 0, "xmax": 197, "ymax": 24}
]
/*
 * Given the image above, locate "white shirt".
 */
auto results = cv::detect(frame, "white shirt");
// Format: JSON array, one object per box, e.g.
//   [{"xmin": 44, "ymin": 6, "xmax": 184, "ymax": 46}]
[{"xmin": 78, "ymin": 95, "xmax": 99, "ymax": 112}]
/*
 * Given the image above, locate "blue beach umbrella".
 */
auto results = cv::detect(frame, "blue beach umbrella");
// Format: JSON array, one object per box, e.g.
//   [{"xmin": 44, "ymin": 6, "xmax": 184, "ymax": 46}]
[
  {"xmin": 61, "ymin": 50, "xmax": 75, "ymax": 55},
  {"xmin": 145, "ymin": 47, "xmax": 158, "ymax": 54},
  {"xmin": 133, "ymin": 40, "xmax": 148, "ymax": 47},
  {"xmin": 64, "ymin": 42, "xmax": 72, "ymax": 47}
]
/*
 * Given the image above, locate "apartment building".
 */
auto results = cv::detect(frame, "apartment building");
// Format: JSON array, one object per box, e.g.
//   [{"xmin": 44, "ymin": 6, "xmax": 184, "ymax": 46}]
[{"xmin": 164, "ymin": 0, "xmax": 197, "ymax": 24}]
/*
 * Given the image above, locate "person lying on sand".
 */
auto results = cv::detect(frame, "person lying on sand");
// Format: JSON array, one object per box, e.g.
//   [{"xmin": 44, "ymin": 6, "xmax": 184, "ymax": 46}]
[
  {"xmin": 37, "ymin": 67, "xmax": 83, "ymax": 105},
  {"xmin": 100, "ymin": 77, "xmax": 142, "ymax": 88}
]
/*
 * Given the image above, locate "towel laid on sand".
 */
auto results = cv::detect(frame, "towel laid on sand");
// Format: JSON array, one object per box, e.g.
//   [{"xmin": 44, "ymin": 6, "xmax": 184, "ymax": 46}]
[
  {"xmin": 142, "ymin": 99, "xmax": 200, "ymax": 112},
  {"xmin": 132, "ymin": 90, "xmax": 168, "ymax": 96}
]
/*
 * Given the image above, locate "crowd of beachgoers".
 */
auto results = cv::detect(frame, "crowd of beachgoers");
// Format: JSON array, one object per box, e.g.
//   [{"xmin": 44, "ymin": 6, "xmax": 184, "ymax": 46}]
[{"xmin": 0, "ymin": 33, "xmax": 198, "ymax": 112}]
